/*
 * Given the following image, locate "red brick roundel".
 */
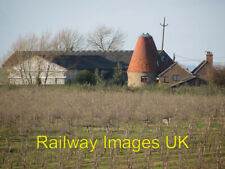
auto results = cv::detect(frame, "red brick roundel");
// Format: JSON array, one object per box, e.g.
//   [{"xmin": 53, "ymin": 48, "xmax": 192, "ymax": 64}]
[{"xmin": 127, "ymin": 34, "xmax": 157, "ymax": 73}]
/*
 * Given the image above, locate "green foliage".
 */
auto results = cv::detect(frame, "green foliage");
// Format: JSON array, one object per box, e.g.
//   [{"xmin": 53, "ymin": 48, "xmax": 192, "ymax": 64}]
[
  {"xmin": 94, "ymin": 68, "xmax": 104, "ymax": 85},
  {"xmin": 111, "ymin": 63, "xmax": 126, "ymax": 85},
  {"xmin": 75, "ymin": 70, "xmax": 96, "ymax": 85}
]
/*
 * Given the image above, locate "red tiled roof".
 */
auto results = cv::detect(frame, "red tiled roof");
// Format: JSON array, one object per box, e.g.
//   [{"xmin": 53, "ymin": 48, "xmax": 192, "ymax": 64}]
[{"xmin": 127, "ymin": 33, "xmax": 157, "ymax": 73}]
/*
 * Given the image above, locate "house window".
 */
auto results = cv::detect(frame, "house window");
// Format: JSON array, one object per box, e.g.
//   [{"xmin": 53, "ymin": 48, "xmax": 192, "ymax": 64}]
[
  {"xmin": 164, "ymin": 77, "xmax": 169, "ymax": 83},
  {"xmin": 172, "ymin": 75, "xmax": 180, "ymax": 81},
  {"xmin": 141, "ymin": 76, "xmax": 148, "ymax": 83}
]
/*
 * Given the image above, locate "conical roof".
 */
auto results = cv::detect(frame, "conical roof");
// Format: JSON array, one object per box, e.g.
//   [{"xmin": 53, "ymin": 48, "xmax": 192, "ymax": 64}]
[{"xmin": 127, "ymin": 33, "xmax": 157, "ymax": 73}]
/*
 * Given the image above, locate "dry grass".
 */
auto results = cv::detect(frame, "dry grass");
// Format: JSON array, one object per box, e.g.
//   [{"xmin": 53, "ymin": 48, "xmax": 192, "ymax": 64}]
[
  {"xmin": 0, "ymin": 86, "xmax": 225, "ymax": 168},
  {"xmin": 0, "ymin": 68, "xmax": 8, "ymax": 84}
]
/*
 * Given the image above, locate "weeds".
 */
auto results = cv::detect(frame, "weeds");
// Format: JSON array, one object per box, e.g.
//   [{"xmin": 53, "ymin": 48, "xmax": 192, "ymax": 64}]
[{"xmin": 0, "ymin": 86, "xmax": 224, "ymax": 168}]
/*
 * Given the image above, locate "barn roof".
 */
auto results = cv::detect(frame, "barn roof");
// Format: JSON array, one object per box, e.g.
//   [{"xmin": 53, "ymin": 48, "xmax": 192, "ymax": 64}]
[
  {"xmin": 3, "ymin": 50, "xmax": 173, "ymax": 73},
  {"xmin": 3, "ymin": 51, "xmax": 132, "ymax": 71}
]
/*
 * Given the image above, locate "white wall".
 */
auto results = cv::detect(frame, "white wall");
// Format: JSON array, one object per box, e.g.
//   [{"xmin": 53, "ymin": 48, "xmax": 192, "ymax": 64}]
[{"xmin": 8, "ymin": 56, "xmax": 66, "ymax": 85}]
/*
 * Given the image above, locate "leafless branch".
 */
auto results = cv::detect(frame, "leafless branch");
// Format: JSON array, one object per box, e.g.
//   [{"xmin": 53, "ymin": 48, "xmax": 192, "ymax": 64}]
[{"xmin": 87, "ymin": 26, "xmax": 125, "ymax": 51}]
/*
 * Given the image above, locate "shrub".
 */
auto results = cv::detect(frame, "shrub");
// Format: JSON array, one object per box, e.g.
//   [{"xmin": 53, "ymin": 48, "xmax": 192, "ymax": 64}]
[
  {"xmin": 210, "ymin": 66, "xmax": 225, "ymax": 86},
  {"xmin": 75, "ymin": 70, "xmax": 96, "ymax": 85},
  {"xmin": 111, "ymin": 63, "xmax": 126, "ymax": 85},
  {"xmin": 94, "ymin": 68, "xmax": 104, "ymax": 85}
]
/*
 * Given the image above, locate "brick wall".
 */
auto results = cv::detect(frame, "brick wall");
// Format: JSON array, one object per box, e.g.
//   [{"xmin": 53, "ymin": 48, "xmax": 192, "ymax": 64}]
[{"xmin": 158, "ymin": 63, "xmax": 192, "ymax": 85}]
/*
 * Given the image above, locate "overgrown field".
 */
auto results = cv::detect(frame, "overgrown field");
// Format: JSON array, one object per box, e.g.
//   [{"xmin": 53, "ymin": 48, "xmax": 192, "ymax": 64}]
[
  {"xmin": 0, "ymin": 86, "xmax": 225, "ymax": 169},
  {"xmin": 0, "ymin": 68, "xmax": 8, "ymax": 85}
]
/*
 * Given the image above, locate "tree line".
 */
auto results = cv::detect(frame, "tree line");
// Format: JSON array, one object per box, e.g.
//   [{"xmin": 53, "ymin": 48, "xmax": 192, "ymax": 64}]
[
  {"xmin": 9, "ymin": 26, "xmax": 125, "ymax": 53},
  {"xmin": 2, "ymin": 26, "xmax": 126, "ymax": 85}
]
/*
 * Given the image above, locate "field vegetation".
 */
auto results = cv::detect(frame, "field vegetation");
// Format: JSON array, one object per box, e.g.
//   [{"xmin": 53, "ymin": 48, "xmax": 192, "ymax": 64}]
[
  {"xmin": 0, "ymin": 85, "xmax": 224, "ymax": 169},
  {"xmin": 0, "ymin": 68, "xmax": 8, "ymax": 85}
]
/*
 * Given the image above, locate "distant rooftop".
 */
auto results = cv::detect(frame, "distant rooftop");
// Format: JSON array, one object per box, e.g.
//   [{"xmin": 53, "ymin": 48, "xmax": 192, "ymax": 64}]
[{"xmin": 4, "ymin": 50, "xmax": 173, "ymax": 74}]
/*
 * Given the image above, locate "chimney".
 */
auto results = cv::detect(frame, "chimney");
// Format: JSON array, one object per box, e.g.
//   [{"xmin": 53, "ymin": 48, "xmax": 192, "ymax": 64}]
[{"xmin": 206, "ymin": 51, "xmax": 213, "ymax": 65}]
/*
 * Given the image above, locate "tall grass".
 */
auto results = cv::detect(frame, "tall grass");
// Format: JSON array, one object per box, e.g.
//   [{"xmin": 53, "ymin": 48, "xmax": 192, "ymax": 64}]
[
  {"xmin": 0, "ymin": 68, "xmax": 8, "ymax": 84},
  {"xmin": 4, "ymin": 83, "xmax": 225, "ymax": 95},
  {"xmin": 0, "ymin": 86, "xmax": 224, "ymax": 168}
]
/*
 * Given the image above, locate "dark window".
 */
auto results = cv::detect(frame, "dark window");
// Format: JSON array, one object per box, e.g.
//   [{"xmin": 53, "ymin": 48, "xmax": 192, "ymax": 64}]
[
  {"xmin": 172, "ymin": 75, "xmax": 180, "ymax": 81},
  {"xmin": 141, "ymin": 76, "xmax": 148, "ymax": 83},
  {"xmin": 164, "ymin": 77, "xmax": 169, "ymax": 83}
]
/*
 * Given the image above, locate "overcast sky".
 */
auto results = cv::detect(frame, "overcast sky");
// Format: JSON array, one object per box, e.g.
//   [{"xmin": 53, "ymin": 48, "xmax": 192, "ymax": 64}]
[{"xmin": 1, "ymin": 0, "xmax": 225, "ymax": 67}]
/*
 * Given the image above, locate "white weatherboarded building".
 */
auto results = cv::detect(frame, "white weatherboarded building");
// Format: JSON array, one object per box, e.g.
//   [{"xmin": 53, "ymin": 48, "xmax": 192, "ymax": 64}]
[
  {"xmin": 8, "ymin": 56, "xmax": 66, "ymax": 85},
  {"xmin": 3, "ymin": 50, "xmax": 174, "ymax": 85}
]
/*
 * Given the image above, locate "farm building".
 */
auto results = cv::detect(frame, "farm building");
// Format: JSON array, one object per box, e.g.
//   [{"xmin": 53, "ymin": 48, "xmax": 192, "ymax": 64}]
[
  {"xmin": 4, "ymin": 50, "xmax": 132, "ymax": 85},
  {"xmin": 126, "ymin": 33, "xmax": 214, "ymax": 87},
  {"xmin": 159, "ymin": 51, "xmax": 214, "ymax": 88},
  {"xmin": 3, "ymin": 33, "xmax": 214, "ymax": 87},
  {"xmin": 127, "ymin": 33, "xmax": 173, "ymax": 87},
  {"xmin": 3, "ymin": 40, "xmax": 173, "ymax": 85},
  {"xmin": 191, "ymin": 51, "xmax": 214, "ymax": 82},
  {"xmin": 8, "ymin": 56, "xmax": 66, "ymax": 85},
  {"xmin": 157, "ymin": 62, "xmax": 194, "ymax": 86}
]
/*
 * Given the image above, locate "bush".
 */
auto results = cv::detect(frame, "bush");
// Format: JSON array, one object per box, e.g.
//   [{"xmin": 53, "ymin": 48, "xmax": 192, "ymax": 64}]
[
  {"xmin": 210, "ymin": 66, "xmax": 225, "ymax": 86},
  {"xmin": 111, "ymin": 63, "xmax": 126, "ymax": 85},
  {"xmin": 75, "ymin": 70, "xmax": 96, "ymax": 85},
  {"xmin": 94, "ymin": 68, "xmax": 104, "ymax": 85}
]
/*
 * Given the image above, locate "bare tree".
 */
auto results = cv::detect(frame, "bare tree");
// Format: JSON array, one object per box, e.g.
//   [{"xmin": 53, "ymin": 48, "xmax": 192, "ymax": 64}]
[
  {"xmin": 39, "ymin": 31, "xmax": 52, "ymax": 51},
  {"xmin": 12, "ymin": 33, "xmax": 39, "ymax": 51},
  {"xmin": 52, "ymin": 28, "xmax": 84, "ymax": 51},
  {"xmin": 5, "ymin": 34, "xmax": 38, "ymax": 84},
  {"xmin": 2, "ymin": 33, "xmax": 44, "ymax": 68},
  {"xmin": 7, "ymin": 34, "xmax": 38, "ymax": 84},
  {"xmin": 8, "ymin": 54, "xmax": 66, "ymax": 85},
  {"xmin": 3, "ymin": 28, "xmax": 83, "ymax": 85},
  {"xmin": 5, "ymin": 33, "xmax": 66, "ymax": 85},
  {"xmin": 87, "ymin": 26, "xmax": 125, "ymax": 51}
]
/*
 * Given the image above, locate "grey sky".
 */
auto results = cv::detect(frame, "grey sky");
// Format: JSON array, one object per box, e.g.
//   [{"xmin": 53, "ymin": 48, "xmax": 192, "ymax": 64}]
[{"xmin": 1, "ymin": 0, "xmax": 225, "ymax": 66}]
